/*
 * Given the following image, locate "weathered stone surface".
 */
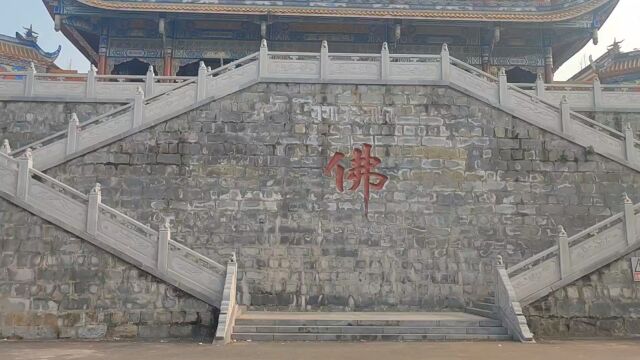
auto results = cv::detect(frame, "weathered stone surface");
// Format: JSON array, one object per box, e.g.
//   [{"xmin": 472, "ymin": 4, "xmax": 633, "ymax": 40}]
[
  {"xmin": 526, "ymin": 250, "xmax": 640, "ymax": 338},
  {"xmin": 4, "ymin": 83, "xmax": 640, "ymax": 338},
  {"xmin": 0, "ymin": 101, "xmax": 124, "ymax": 148}
]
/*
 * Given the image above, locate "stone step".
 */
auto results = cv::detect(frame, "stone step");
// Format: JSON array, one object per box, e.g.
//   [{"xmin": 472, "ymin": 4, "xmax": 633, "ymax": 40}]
[
  {"xmin": 232, "ymin": 333, "xmax": 513, "ymax": 342},
  {"xmin": 233, "ymin": 325, "xmax": 508, "ymax": 335},
  {"xmin": 472, "ymin": 302, "xmax": 496, "ymax": 312},
  {"xmin": 464, "ymin": 307, "xmax": 494, "ymax": 319},
  {"xmin": 234, "ymin": 318, "xmax": 502, "ymax": 327},
  {"xmin": 483, "ymin": 297, "xmax": 496, "ymax": 304}
]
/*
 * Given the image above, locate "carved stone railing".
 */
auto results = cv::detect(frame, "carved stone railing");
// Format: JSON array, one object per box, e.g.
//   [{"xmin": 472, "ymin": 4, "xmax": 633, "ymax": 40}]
[
  {"xmin": 0, "ymin": 64, "xmax": 192, "ymax": 101},
  {"xmin": 214, "ymin": 256, "xmax": 240, "ymax": 344},
  {"xmin": 494, "ymin": 256, "xmax": 535, "ymax": 343},
  {"xmin": 513, "ymin": 77, "xmax": 640, "ymax": 113},
  {"xmin": 0, "ymin": 148, "xmax": 227, "ymax": 306},
  {"xmin": 10, "ymin": 53, "xmax": 260, "ymax": 170},
  {"xmin": 507, "ymin": 194, "xmax": 640, "ymax": 306},
  {"xmin": 7, "ymin": 41, "xmax": 638, "ymax": 174}
]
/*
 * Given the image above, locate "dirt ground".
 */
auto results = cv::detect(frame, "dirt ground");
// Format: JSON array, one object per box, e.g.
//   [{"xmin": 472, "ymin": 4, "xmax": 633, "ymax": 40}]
[{"xmin": 1, "ymin": 340, "xmax": 640, "ymax": 360}]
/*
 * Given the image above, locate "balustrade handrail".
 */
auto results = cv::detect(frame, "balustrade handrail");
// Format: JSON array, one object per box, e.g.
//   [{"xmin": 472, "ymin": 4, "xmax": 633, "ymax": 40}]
[
  {"xmin": 98, "ymin": 202, "xmax": 159, "ymax": 237},
  {"xmin": 10, "ymin": 103, "xmax": 134, "ymax": 156},
  {"xmin": 506, "ymin": 82, "xmax": 625, "ymax": 140},
  {"xmin": 169, "ymin": 239, "xmax": 226, "ymax": 272},
  {"xmin": 267, "ymin": 51, "xmax": 319, "ymax": 57},
  {"xmin": 8, "ymin": 53, "xmax": 260, "ymax": 158},
  {"xmin": 506, "ymin": 203, "xmax": 640, "ymax": 276},
  {"xmin": 449, "ymin": 57, "xmax": 499, "ymax": 82},
  {"xmin": 29, "ymin": 168, "xmax": 89, "ymax": 201},
  {"xmin": 206, "ymin": 52, "xmax": 260, "ymax": 77}
]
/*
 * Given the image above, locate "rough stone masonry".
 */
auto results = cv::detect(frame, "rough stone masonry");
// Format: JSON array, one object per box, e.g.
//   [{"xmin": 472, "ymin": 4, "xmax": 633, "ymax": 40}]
[{"xmin": 2, "ymin": 83, "xmax": 640, "ymax": 339}]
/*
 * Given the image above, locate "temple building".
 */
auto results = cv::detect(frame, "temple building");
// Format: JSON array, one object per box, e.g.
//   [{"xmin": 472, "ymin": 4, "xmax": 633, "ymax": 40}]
[
  {"xmin": 570, "ymin": 39, "xmax": 640, "ymax": 84},
  {"xmin": 43, "ymin": 0, "xmax": 617, "ymax": 82},
  {"xmin": 0, "ymin": 26, "xmax": 62, "ymax": 73}
]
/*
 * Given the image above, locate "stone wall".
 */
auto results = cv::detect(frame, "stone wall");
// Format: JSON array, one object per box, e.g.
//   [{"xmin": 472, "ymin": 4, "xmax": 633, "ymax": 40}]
[
  {"xmin": 42, "ymin": 83, "xmax": 640, "ymax": 312},
  {"xmin": 526, "ymin": 250, "xmax": 640, "ymax": 337},
  {"xmin": 588, "ymin": 111, "xmax": 640, "ymax": 133},
  {"xmin": 0, "ymin": 101, "xmax": 124, "ymax": 149},
  {"xmin": 3, "ymin": 84, "xmax": 640, "ymax": 338},
  {"xmin": 0, "ymin": 200, "xmax": 215, "ymax": 340}
]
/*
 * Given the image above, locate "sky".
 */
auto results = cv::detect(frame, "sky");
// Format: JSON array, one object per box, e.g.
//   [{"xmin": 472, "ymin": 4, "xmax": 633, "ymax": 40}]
[{"xmin": 1, "ymin": 0, "xmax": 638, "ymax": 80}]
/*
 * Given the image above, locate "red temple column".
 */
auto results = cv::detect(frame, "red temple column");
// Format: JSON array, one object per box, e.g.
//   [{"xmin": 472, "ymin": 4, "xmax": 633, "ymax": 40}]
[
  {"xmin": 481, "ymin": 46, "xmax": 490, "ymax": 73},
  {"xmin": 97, "ymin": 25, "xmax": 109, "ymax": 75},
  {"xmin": 163, "ymin": 44, "xmax": 173, "ymax": 76},
  {"xmin": 544, "ymin": 46, "xmax": 554, "ymax": 83}
]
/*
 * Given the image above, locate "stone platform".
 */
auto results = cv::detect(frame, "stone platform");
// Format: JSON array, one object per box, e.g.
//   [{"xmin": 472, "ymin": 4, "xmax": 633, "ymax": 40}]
[{"xmin": 232, "ymin": 312, "xmax": 511, "ymax": 341}]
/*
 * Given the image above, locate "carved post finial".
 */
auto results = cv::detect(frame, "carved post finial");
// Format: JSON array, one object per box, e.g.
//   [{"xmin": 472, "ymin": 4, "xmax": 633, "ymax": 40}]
[
  {"xmin": 561, "ymin": 95, "xmax": 569, "ymax": 105},
  {"xmin": 91, "ymin": 182, "xmax": 102, "ymax": 195},
  {"xmin": 1, "ymin": 139, "xmax": 10, "ymax": 154},
  {"xmin": 594, "ymin": 75, "xmax": 600, "ymax": 84},
  {"xmin": 70, "ymin": 113, "xmax": 80, "ymax": 126},
  {"xmin": 136, "ymin": 86, "xmax": 144, "ymax": 96},
  {"xmin": 89, "ymin": 64, "xmax": 97, "ymax": 74},
  {"xmin": 260, "ymin": 38, "xmax": 268, "ymax": 49},
  {"xmin": 623, "ymin": 192, "xmax": 633, "ymax": 204},
  {"xmin": 441, "ymin": 43, "xmax": 449, "ymax": 53},
  {"xmin": 381, "ymin": 42, "xmax": 388, "ymax": 52},
  {"xmin": 558, "ymin": 225, "xmax": 567, "ymax": 237},
  {"xmin": 23, "ymin": 148, "xmax": 33, "ymax": 161},
  {"xmin": 537, "ymin": 72, "xmax": 543, "ymax": 81},
  {"xmin": 29, "ymin": 62, "xmax": 36, "ymax": 73},
  {"xmin": 230, "ymin": 252, "xmax": 237, "ymax": 263},
  {"xmin": 627, "ymin": 122, "xmax": 633, "ymax": 131},
  {"xmin": 499, "ymin": 67, "xmax": 506, "ymax": 77},
  {"xmin": 321, "ymin": 40, "xmax": 328, "ymax": 50},
  {"xmin": 160, "ymin": 218, "xmax": 170, "ymax": 231},
  {"xmin": 495, "ymin": 255, "xmax": 504, "ymax": 267},
  {"xmin": 199, "ymin": 61, "xmax": 206, "ymax": 71},
  {"xmin": 147, "ymin": 65, "xmax": 154, "ymax": 75}
]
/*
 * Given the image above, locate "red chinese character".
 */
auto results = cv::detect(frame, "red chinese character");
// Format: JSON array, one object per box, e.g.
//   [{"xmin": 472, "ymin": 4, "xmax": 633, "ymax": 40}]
[{"xmin": 324, "ymin": 144, "xmax": 388, "ymax": 215}]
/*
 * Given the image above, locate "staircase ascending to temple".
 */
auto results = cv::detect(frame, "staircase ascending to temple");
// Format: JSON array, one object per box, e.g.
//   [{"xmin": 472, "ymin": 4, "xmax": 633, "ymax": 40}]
[
  {"xmin": 231, "ymin": 312, "xmax": 511, "ymax": 342},
  {"xmin": 0, "ymin": 147, "xmax": 229, "ymax": 307},
  {"xmin": 8, "ymin": 41, "xmax": 640, "ymax": 175},
  {"xmin": 2, "ymin": 41, "xmax": 640, "ymax": 343}
]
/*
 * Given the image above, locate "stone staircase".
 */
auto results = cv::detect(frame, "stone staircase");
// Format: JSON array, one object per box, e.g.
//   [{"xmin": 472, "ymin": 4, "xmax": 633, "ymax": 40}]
[
  {"xmin": 507, "ymin": 195, "xmax": 640, "ymax": 307},
  {"xmin": 231, "ymin": 312, "xmax": 511, "ymax": 342},
  {"xmin": 2, "ymin": 41, "xmax": 640, "ymax": 343},
  {"xmin": 9, "ymin": 52, "xmax": 261, "ymax": 170},
  {"xmin": 465, "ymin": 296, "xmax": 497, "ymax": 319},
  {"xmin": 0, "ymin": 147, "xmax": 229, "ymax": 307}
]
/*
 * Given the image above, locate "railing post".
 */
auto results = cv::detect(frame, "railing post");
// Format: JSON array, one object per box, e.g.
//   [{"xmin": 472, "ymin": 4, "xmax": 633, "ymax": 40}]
[
  {"xmin": 380, "ymin": 42, "xmax": 389, "ymax": 81},
  {"xmin": 86, "ymin": 183, "xmax": 101, "ymax": 235},
  {"xmin": 623, "ymin": 193, "xmax": 637, "ymax": 246},
  {"xmin": 535, "ymin": 73, "xmax": 545, "ymax": 98},
  {"xmin": 158, "ymin": 219, "xmax": 170, "ymax": 273},
  {"xmin": 16, "ymin": 149, "xmax": 33, "ymax": 201},
  {"xmin": 625, "ymin": 123, "xmax": 638, "ymax": 163},
  {"xmin": 145, "ymin": 65, "xmax": 155, "ymax": 97},
  {"xmin": 1, "ymin": 139, "xmax": 11, "ymax": 154},
  {"xmin": 320, "ymin": 40, "xmax": 329, "ymax": 81},
  {"xmin": 259, "ymin": 39, "xmax": 268, "ymax": 79},
  {"xmin": 66, "ymin": 113, "xmax": 80, "ymax": 156},
  {"xmin": 557, "ymin": 225, "xmax": 571, "ymax": 279},
  {"xmin": 196, "ymin": 61, "xmax": 207, "ymax": 102},
  {"xmin": 440, "ymin": 43, "xmax": 450, "ymax": 81},
  {"xmin": 560, "ymin": 96, "xmax": 571, "ymax": 133},
  {"xmin": 593, "ymin": 76, "xmax": 602, "ymax": 111},
  {"xmin": 24, "ymin": 62, "xmax": 36, "ymax": 97},
  {"xmin": 133, "ymin": 87, "xmax": 145, "ymax": 127},
  {"xmin": 498, "ymin": 67, "xmax": 509, "ymax": 106},
  {"xmin": 86, "ymin": 65, "xmax": 97, "ymax": 98}
]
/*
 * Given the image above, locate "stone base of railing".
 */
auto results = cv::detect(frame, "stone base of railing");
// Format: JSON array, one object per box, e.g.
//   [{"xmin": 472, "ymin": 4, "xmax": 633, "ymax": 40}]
[
  {"xmin": 214, "ymin": 260, "xmax": 239, "ymax": 344},
  {"xmin": 495, "ymin": 257, "xmax": 535, "ymax": 343}
]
